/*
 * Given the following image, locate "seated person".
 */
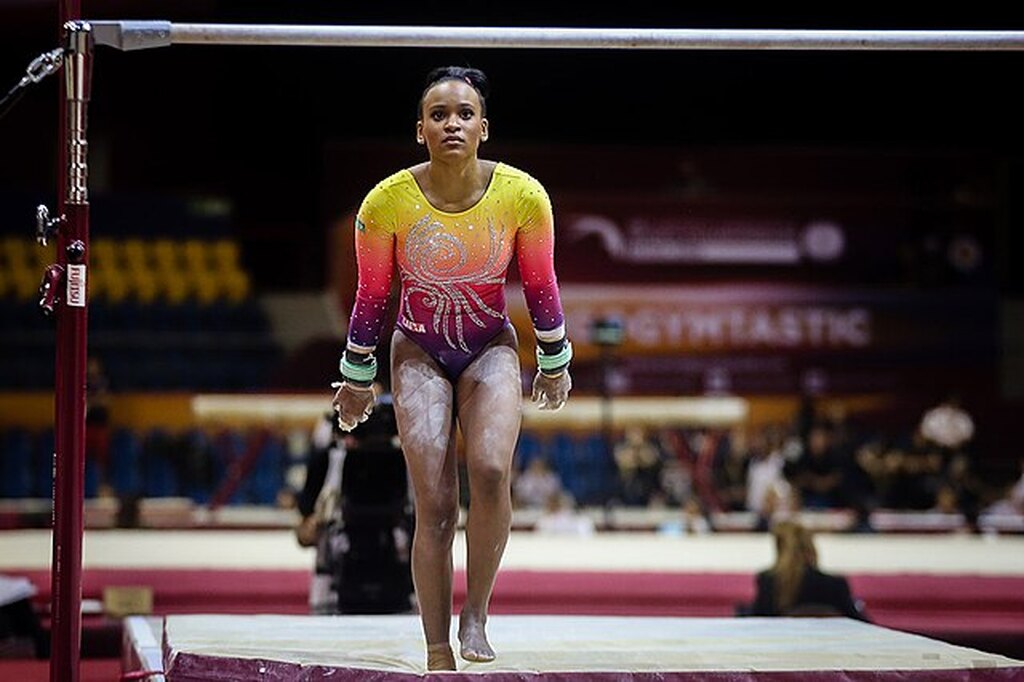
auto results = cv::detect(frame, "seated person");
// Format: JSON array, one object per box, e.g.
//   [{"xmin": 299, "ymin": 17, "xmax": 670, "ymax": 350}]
[
  {"xmin": 748, "ymin": 520, "xmax": 868, "ymax": 620},
  {"xmin": 534, "ymin": 492, "xmax": 595, "ymax": 536},
  {"xmin": 0, "ymin": 574, "xmax": 48, "ymax": 658},
  {"xmin": 984, "ymin": 457, "xmax": 1024, "ymax": 517},
  {"xmin": 513, "ymin": 457, "xmax": 564, "ymax": 509},
  {"xmin": 614, "ymin": 426, "xmax": 663, "ymax": 506},
  {"xmin": 785, "ymin": 423, "xmax": 846, "ymax": 509}
]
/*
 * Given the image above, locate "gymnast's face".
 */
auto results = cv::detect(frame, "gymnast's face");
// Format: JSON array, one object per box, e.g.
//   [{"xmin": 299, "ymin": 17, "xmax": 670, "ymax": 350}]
[{"xmin": 416, "ymin": 79, "xmax": 489, "ymax": 161}]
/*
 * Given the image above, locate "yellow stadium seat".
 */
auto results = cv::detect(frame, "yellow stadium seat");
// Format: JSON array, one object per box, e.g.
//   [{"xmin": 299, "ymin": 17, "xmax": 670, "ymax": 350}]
[
  {"xmin": 90, "ymin": 269, "xmax": 129, "ymax": 304},
  {"xmin": 151, "ymin": 239, "xmax": 180, "ymax": 272},
  {"xmin": 183, "ymin": 239, "xmax": 209, "ymax": 272},
  {"xmin": 10, "ymin": 269, "xmax": 39, "ymax": 301},
  {"xmin": 104, "ymin": 270, "xmax": 130, "ymax": 304},
  {"xmin": 1, "ymin": 237, "xmax": 30, "ymax": 269},
  {"xmin": 121, "ymin": 239, "xmax": 148, "ymax": 271},
  {"xmin": 192, "ymin": 271, "xmax": 220, "ymax": 305},
  {"xmin": 1, "ymin": 238, "xmax": 55, "ymax": 272},
  {"xmin": 127, "ymin": 268, "xmax": 158, "ymax": 304},
  {"xmin": 160, "ymin": 271, "xmax": 190, "ymax": 305},
  {"xmin": 211, "ymin": 239, "xmax": 240, "ymax": 269},
  {"xmin": 222, "ymin": 270, "xmax": 250, "ymax": 303},
  {"xmin": 87, "ymin": 268, "xmax": 105, "ymax": 300},
  {"xmin": 26, "ymin": 241, "xmax": 57, "ymax": 271},
  {"xmin": 91, "ymin": 239, "xmax": 118, "ymax": 270}
]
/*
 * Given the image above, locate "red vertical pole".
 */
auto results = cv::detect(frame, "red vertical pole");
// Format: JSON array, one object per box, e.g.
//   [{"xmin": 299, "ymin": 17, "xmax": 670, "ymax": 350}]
[{"xmin": 51, "ymin": 2, "xmax": 88, "ymax": 681}]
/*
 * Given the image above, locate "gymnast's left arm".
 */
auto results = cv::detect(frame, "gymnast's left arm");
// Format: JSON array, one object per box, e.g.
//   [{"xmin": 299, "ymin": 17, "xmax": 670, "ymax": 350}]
[{"xmin": 515, "ymin": 178, "xmax": 572, "ymax": 411}]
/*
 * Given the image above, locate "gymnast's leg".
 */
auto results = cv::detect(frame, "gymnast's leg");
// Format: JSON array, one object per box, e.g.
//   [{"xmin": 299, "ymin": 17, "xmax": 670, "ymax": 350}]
[
  {"xmin": 391, "ymin": 330, "xmax": 459, "ymax": 671},
  {"xmin": 455, "ymin": 326, "xmax": 522, "ymax": 662}
]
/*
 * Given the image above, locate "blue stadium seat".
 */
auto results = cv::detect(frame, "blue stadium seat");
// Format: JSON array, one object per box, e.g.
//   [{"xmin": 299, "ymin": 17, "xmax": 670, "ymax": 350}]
[
  {"xmin": 213, "ymin": 429, "xmax": 248, "ymax": 505},
  {"xmin": 514, "ymin": 431, "xmax": 546, "ymax": 472},
  {"xmin": 1, "ymin": 428, "xmax": 35, "ymax": 498},
  {"xmin": 550, "ymin": 432, "xmax": 577, "ymax": 498},
  {"xmin": 34, "ymin": 429, "xmax": 54, "ymax": 498},
  {"xmin": 180, "ymin": 428, "xmax": 213, "ymax": 504},
  {"xmin": 84, "ymin": 453, "xmax": 99, "ymax": 498},
  {"xmin": 247, "ymin": 433, "xmax": 285, "ymax": 505},
  {"xmin": 575, "ymin": 433, "xmax": 614, "ymax": 505},
  {"xmin": 142, "ymin": 429, "xmax": 179, "ymax": 497},
  {"xmin": 110, "ymin": 428, "xmax": 143, "ymax": 495}
]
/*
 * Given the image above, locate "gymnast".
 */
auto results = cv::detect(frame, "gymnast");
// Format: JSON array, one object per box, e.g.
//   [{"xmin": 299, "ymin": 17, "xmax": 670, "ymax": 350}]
[{"xmin": 332, "ymin": 65, "xmax": 572, "ymax": 671}]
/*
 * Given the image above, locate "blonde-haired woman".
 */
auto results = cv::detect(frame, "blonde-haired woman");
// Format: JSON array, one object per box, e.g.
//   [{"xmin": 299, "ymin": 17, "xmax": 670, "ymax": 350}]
[{"xmin": 751, "ymin": 520, "xmax": 868, "ymax": 620}]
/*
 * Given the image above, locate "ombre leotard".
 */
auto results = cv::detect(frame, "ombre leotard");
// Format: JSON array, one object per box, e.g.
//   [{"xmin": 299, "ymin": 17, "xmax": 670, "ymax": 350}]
[{"xmin": 346, "ymin": 162, "xmax": 565, "ymax": 380}]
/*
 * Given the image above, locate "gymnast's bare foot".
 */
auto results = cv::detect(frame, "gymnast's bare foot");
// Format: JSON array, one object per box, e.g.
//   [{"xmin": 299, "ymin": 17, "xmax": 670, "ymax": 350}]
[
  {"xmin": 426, "ymin": 642, "xmax": 456, "ymax": 671},
  {"xmin": 458, "ymin": 611, "xmax": 495, "ymax": 662}
]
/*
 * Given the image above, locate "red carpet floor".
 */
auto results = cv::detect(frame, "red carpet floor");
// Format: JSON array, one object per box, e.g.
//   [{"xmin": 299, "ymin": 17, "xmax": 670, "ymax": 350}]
[
  {"xmin": 0, "ymin": 658, "xmax": 121, "ymax": 682},
  {"xmin": 18, "ymin": 568, "xmax": 1024, "ymax": 647}
]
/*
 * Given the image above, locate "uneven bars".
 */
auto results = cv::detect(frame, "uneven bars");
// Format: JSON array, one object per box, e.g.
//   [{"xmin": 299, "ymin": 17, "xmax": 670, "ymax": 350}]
[{"xmin": 89, "ymin": 21, "xmax": 1024, "ymax": 52}]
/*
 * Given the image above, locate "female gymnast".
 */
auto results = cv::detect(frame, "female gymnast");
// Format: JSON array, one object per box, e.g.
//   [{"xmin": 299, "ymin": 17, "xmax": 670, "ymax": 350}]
[{"xmin": 332, "ymin": 65, "xmax": 573, "ymax": 671}]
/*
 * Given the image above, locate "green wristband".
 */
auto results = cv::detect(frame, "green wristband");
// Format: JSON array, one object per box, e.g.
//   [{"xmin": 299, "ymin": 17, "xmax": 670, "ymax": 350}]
[
  {"xmin": 340, "ymin": 353, "xmax": 377, "ymax": 384},
  {"xmin": 537, "ymin": 340, "xmax": 572, "ymax": 375}
]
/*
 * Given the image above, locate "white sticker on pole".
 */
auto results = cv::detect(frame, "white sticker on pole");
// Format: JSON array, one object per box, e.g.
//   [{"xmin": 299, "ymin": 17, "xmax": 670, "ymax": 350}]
[{"xmin": 66, "ymin": 264, "xmax": 86, "ymax": 307}]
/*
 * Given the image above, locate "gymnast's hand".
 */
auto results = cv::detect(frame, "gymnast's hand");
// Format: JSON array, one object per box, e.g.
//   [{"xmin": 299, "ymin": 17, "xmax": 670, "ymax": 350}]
[
  {"xmin": 331, "ymin": 381, "xmax": 376, "ymax": 431},
  {"xmin": 531, "ymin": 370, "xmax": 572, "ymax": 411}
]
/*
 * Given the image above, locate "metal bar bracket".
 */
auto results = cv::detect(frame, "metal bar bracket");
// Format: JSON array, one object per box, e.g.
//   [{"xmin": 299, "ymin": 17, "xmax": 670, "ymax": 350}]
[{"xmin": 92, "ymin": 20, "xmax": 172, "ymax": 51}]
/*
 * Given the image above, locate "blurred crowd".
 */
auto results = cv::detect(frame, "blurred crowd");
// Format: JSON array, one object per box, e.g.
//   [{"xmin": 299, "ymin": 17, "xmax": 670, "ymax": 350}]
[
  {"xmin": 7, "ymin": 376, "xmax": 1023, "ymax": 539},
  {"xmin": 511, "ymin": 395, "xmax": 1024, "ymax": 535}
]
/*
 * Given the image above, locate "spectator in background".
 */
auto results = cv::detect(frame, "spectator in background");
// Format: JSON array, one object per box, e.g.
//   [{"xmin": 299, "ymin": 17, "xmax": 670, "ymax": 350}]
[
  {"xmin": 513, "ymin": 457, "xmax": 564, "ymax": 509},
  {"xmin": 656, "ymin": 493, "xmax": 711, "ymax": 535},
  {"xmin": 746, "ymin": 424, "xmax": 797, "ymax": 531},
  {"xmin": 712, "ymin": 427, "xmax": 752, "ymax": 512},
  {"xmin": 534, "ymin": 491, "xmax": 595, "ymax": 536},
  {"xmin": 295, "ymin": 412, "xmax": 344, "ymax": 547},
  {"xmin": 294, "ymin": 410, "xmax": 348, "ymax": 613},
  {"xmin": 681, "ymin": 497, "xmax": 712, "ymax": 535},
  {"xmin": 879, "ymin": 428, "xmax": 945, "ymax": 510},
  {"xmin": 794, "ymin": 393, "xmax": 817, "ymax": 452},
  {"xmin": 657, "ymin": 452, "xmax": 694, "ymax": 508},
  {"xmin": 296, "ymin": 380, "xmax": 409, "ymax": 614},
  {"xmin": 933, "ymin": 452, "xmax": 985, "ymax": 531},
  {"xmin": 785, "ymin": 422, "xmax": 846, "ymax": 509},
  {"xmin": 919, "ymin": 394, "xmax": 975, "ymax": 457},
  {"xmin": 749, "ymin": 520, "xmax": 868, "ymax": 620},
  {"xmin": 984, "ymin": 458, "xmax": 1024, "ymax": 517},
  {"xmin": 298, "ymin": 368, "xmax": 393, "ymax": 608},
  {"xmin": 613, "ymin": 426, "xmax": 662, "ymax": 506},
  {"xmin": 818, "ymin": 406, "xmax": 877, "ymax": 532},
  {"xmin": 654, "ymin": 429, "xmax": 695, "ymax": 502},
  {"xmin": 0, "ymin": 574, "xmax": 47, "ymax": 659}
]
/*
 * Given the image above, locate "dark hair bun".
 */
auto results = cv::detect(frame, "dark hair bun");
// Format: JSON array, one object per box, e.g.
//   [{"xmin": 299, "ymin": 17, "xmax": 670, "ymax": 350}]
[
  {"xmin": 418, "ymin": 65, "xmax": 491, "ymax": 119},
  {"xmin": 424, "ymin": 66, "xmax": 489, "ymax": 100}
]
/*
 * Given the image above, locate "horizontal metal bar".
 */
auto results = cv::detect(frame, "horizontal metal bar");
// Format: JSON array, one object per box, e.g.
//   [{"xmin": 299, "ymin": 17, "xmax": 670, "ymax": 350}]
[{"xmin": 87, "ymin": 21, "xmax": 1024, "ymax": 52}]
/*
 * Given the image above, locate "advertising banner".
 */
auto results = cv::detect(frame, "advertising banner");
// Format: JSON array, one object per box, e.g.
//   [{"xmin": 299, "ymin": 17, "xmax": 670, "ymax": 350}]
[{"xmin": 506, "ymin": 283, "xmax": 997, "ymax": 396}]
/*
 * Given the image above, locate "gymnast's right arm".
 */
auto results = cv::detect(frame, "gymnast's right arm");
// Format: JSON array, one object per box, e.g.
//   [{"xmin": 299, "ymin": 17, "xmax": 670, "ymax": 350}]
[{"xmin": 333, "ymin": 190, "xmax": 395, "ymax": 431}]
